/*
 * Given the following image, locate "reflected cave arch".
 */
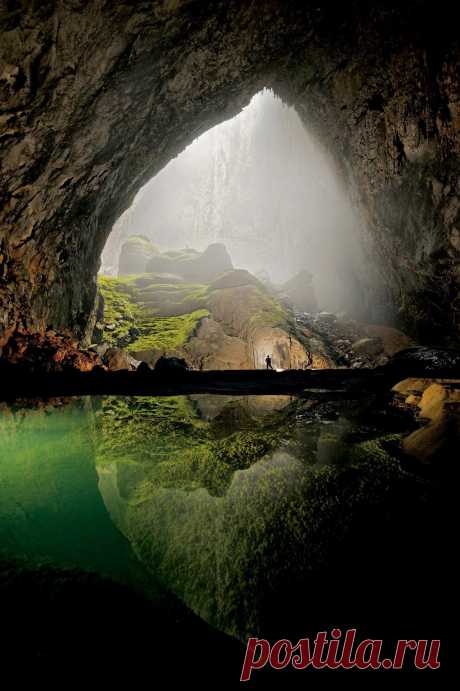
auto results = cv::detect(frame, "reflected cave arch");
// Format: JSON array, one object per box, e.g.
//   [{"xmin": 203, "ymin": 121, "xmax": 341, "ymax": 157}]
[{"xmin": 1, "ymin": 1, "xmax": 459, "ymax": 347}]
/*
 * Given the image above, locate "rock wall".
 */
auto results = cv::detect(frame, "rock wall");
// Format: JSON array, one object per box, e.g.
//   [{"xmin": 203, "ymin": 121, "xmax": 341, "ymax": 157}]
[{"xmin": 1, "ymin": 1, "xmax": 459, "ymax": 345}]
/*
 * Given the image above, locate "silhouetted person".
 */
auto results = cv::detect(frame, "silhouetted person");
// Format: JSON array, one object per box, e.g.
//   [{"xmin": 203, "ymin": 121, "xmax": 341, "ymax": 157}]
[{"xmin": 265, "ymin": 354, "xmax": 273, "ymax": 370}]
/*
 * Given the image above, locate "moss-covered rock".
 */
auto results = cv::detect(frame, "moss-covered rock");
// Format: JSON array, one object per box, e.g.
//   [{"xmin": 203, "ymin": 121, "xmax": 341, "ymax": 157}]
[
  {"xmin": 209, "ymin": 269, "xmax": 262, "ymax": 290},
  {"xmin": 146, "ymin": 243, "xmax": 233, "ymax": 283},
  {"xmin": 95, "ymin": 395, "xmax": 288, "ymax": 499},
  {"xmin": 98, "ymin": 274, "xmax": 208, "ymax": 358},
  {"xmin": 118, "ymin": 235, "xmax": 159, "ymax": 275},
  {"xmin": 98, "ymin": 254, "xmax": 312, "ymax": 369},
  {"xmin": 95, "ymin": 407, "xmax": 429, "ymax": 640},
  {"xmin": 207, "ymin": 283, "xmax": 289, "ymax": 337}
]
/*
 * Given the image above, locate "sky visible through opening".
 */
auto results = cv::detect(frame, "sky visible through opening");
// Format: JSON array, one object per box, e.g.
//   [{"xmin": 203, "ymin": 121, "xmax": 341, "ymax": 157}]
[{"xmin": 103, "ymin": 90, "xmax": 368, "ymax": 313}]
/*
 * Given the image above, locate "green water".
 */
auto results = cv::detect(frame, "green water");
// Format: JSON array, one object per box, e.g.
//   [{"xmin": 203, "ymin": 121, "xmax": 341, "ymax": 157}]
[{"xmin": 0, "ymin": 394, "xmax": 437, "ymax": 640}]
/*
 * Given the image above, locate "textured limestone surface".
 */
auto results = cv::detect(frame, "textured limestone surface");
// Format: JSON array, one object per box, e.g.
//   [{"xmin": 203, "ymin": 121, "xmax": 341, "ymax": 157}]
[
  {"xmin": 0, "ymin": 1, "xmax": 459, "ymax": 345},
  {"xmin": 392, "ymin": 377, "xmax": 460, "ymax": 464}
]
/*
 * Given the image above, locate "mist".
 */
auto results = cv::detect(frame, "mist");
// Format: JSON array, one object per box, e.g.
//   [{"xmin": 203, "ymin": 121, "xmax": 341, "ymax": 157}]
[{"xmin": 102, "ymin": 90, "xmax": 374, "ymax": 315}]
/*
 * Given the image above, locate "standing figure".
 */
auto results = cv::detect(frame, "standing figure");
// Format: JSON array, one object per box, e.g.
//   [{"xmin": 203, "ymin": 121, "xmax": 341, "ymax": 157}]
[
  {"xmin": 304, "ymin": 351, "xmax": 313, "ymax": 369},
  {"xmin": 265, "ymin": 354, "xmax": 273, "ymax": 370}
]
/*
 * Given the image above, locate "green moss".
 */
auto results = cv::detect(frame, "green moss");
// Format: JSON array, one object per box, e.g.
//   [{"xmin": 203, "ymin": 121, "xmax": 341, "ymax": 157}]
[
  {"xmin": 129, "ymin": 309, "xmax": 209, "ymax": 352},
  {"xmin": 199, "ymin": 431, "xmax": 282, "ymax": 495},
  {"xmin": 163, "ymin": 248, "xmax": 199, "ymax": 259},
  {"xmin": 95, "ymin": 396, "xmax": 289, "ymax": 499},
  {"xmin": 96, "ymin": 396, "xmax": 208, "ymax": 466},
  {"xmin": 98, "ymin": 276, "xmax": 139, "ymax": 346},
  {"xmin": 123, "ymin": 235, "xmax": 159, "ymax": 253},
  {"xmin": 136, "ymin": 283, "xmax": 209, "ymax": 314},
  {"xmin": 212, "ymin": 431, "xmax": 280, "ymax": 470},
  {"xmin": 98, "ymin": 264, "xmax": 298, "ymax": 353},
  {"xmin": 248, "ymin": 295, "xmax": 290, "ymax": 330},
  {"xmin": 239, "ymin": 285, "xmax": 291, "ymax": 331},
  {"xmin": 98, "ymin": 275, "xmax": 208, "ymax": 351}
]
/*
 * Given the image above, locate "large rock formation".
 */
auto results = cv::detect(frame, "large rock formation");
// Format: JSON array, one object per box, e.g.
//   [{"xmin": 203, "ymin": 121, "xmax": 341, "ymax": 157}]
[
  {"xmin": 93, "ymin": 393, "xmax": 440, "ymax": 640},
  {"xmin": 184, "ymin": 317, "xmax": 250, "ymax": 370},
  {"xmin": 98, "ymin": 265, "xmax": 312, "ymax": 369},
  {"xmin": 0, "ymin": 2, "xmax": 459, "ymax": 346},
  {"xmin": 118, "ymin": 235, "xmax": 158, "ymax": 275},
  {"xmin": 278, "ymin": 270, "xmax": 318, "ymax": 313},
  {"xmin": 145, "ymin": 243, "xmax": 233, "ymax": 283},
  {"xmin": 393, "ymin": 377, "xmax": 460, "ymax": 464}
]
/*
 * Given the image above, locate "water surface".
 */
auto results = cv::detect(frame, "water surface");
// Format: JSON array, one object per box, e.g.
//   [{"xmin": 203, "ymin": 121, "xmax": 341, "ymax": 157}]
[{"xmin": 0, "ymin": 394, "xmax": 444, "ymax": 641}]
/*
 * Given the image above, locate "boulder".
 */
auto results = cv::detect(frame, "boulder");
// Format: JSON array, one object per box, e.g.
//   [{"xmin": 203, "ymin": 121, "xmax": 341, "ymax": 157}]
[
  {"xmin": 130, "ymin": 347, "xmax": 163, "ymax": 367},
  {"xmin": 402, "ymin": 381, "xmax": 460, "ymax": 464},
  {"xmin": 418, "ymin": 383, "xmax": 450, "ymax": 421},
  {"xmin": 118, "ymin": 235, "xmax": 158, "ymax": 275},
  {"xmin": 102, "ymin": 347, "xmax": 133, "ymax": 371},
  {"xmin": 1, "ymin": 329, "xmax": 103, "ymax": 372},
  {"xmin": 137, "ymin": 361, "xmax": 152, "ymax": 375},
  {"xmin": 146, "ymin": 243, "xmax": 233, "ymax": 283},
  {"xmin": 387, "ymin": 347, "xmax": 460, "ymax": 373},
  {"xmin": 93, "ymin": 342, "xmax": 110, "ymax": 357},
  {"xmin": 207, "ymin": 284, "xmax": 281, "ymax": 337},
  {"xmin": 351, "ymin": 337, "xmax": 384, "ymax": 356},
  {"xmin": 154, "ymin": 355, "xmax": 189, "ymax": 373},
  {"xmin": 315, "ymin": 312, "xmax": 337, "ymax": 325},
  {"xmin": 279, "ymin": 270, "xmax": 318, "ymax": 313},
  {"xmin": 402, "ymin": 413, "xmax": 459, "ymax": 465},
  {"xmin": 210, "ymin": 269, "xmax": 260, "ymax": 290},
  {"xmin": 251, "ymin": 326, "xmax": 317, "ymax": 370},
  {"xmin": 364, "ymin": 324, "xmax": 413, "ymax": 356},
  {"xmin": 197, "ymin": 243, "xmax": 233, "ymax": 279},
  {"xmin": 392, "ymin": 378, "xmax": 435, "ymax": 398},
  {"xmin": 184, "ymin": 317, "xmax": 250, "ymax": 370}
]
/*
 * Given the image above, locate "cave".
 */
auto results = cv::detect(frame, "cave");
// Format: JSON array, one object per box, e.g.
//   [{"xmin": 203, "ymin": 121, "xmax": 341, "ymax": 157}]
[
  {"xmin": 96, "ymin": 88, "xmax": 379, "ymax": 372},
  {"xmin": 0, "ymin": 2, "xmax": 457, "ymax": 685},
  {"xmin": 1, "ymin": 0, "xmax": 459, "ymax": 349}
]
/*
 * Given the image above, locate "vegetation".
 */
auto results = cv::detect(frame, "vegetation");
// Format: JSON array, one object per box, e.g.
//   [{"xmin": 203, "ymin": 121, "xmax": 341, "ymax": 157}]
[
  {"xmin": 123, "ymin": 234, "xmax": 159, "ymax": 253},
  {"xmin": 95, "ymin": 395, "xmax": 288, "ymax": 497},
  {"xmin": 146, "ymin": 247, "xmax": 206, "ymax": 274},
  {"xmin": 130, "ymin": 310, "xmax": 209, "ymax": 352},
  {"xmin": 246, "ymin": 285, "xmax": 291, "ymax": 331},
  {"xmin": 97, "ymin": 269, "xmax": 296, "ymax": 359},
  {"xmin": 98, "ymin": 275, "xmax": 209, "ymax": 351},
  {"xmin": 96, "ymin": 401, "xmax": 424, "ymax": 640}
]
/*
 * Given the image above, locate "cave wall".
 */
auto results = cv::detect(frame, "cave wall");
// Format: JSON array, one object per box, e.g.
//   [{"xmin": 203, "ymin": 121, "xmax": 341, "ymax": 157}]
[{"xmin": 0, "ymin": 0, "xmax": 459, "ymax": 345}]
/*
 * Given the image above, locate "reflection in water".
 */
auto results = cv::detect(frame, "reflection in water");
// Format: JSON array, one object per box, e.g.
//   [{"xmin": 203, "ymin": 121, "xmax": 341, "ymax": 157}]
[
  {"xmin": 92, "ymin": 393, "xmax": 439, "ymax": 639},
  {"xmin": 0, "ymin": 400, "xmax": 160, "ymax": 596},
  {"xmin": 0, "ymin": 393, "xmax": 448, "ymax": 643},
  {"xmin": 189, "ymin": 394, "xmax": 293, "ymax": 420}
]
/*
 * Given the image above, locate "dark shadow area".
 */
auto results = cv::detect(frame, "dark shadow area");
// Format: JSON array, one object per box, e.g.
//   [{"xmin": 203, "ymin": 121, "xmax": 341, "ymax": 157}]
[
  {"xmin": 0, "ymin": 469, "xmax": 453, "ymax": 687},
  {"xmin": 0, "ymin": 558, "xmax": 244, "ymax": 685}
]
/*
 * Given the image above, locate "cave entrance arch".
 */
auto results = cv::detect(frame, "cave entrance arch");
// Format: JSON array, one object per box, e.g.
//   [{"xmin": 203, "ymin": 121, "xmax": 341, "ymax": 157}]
[
  {"xmin": 102, "ymin": 89, "xmax": 369, "ymax": 317},
  {"xmin": 1, "ymin": 2, "xmax": 459, "ymax": 347}
]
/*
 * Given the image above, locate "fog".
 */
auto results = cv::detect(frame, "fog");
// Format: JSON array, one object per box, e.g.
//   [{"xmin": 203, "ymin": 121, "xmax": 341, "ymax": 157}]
[{"xmin": 103, "ymin": 90, "xmax": 374, "ymax": 314}]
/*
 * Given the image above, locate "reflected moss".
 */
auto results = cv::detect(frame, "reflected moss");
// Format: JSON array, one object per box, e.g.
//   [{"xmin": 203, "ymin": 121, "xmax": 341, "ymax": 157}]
[
  {"xmin": 112, "ymin": 433, "xmax": 427, "ymax": 640},
  {"xmin": 95, "ymin": 395, "xmax": 417, "ymax": 636},
  {"xmin": 96, "ymin": 396, "xmax": 209, "ymax": 465},
  {"xmin": 95, "ymin": 396, "xmax": 288, "ymax": 497}
]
